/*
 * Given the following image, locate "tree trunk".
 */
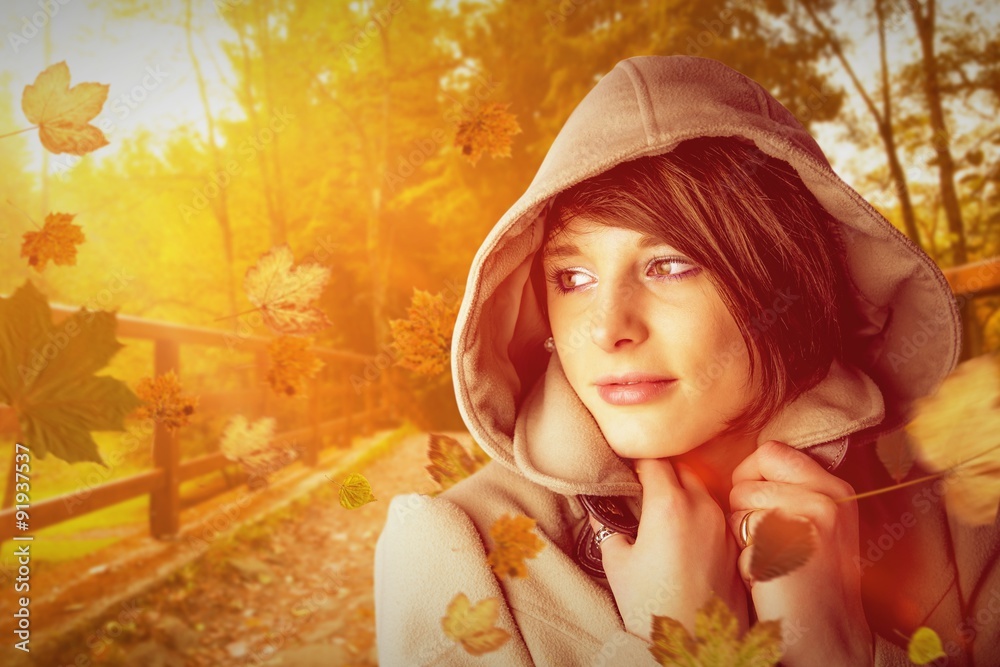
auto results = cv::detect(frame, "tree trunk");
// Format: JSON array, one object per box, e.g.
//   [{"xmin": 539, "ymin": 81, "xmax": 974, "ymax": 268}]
[
  {"xmin": 906, "ymin": 0, "xmax": 981, "ymax": 359},
  {"xmin": 185, "ymin": 0, "xmax": 237, "ymax": 317}
]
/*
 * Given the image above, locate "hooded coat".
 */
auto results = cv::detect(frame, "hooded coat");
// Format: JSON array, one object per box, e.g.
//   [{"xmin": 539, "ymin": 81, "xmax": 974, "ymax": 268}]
[{"xmin": 374, "ymin": 55, "xmax": 1000, "ymax": 666}]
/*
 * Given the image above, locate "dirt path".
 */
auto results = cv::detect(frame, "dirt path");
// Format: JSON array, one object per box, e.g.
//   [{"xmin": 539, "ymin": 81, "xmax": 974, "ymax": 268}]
[{"xmin": 30, "ymin": 429, "xmax": 465, "ymax": 667}]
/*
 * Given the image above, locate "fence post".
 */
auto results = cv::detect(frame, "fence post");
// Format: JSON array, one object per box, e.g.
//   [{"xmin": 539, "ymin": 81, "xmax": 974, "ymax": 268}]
[{"xmin": 149, "ymin": 339, "xmax": 181, "ymax": 539}]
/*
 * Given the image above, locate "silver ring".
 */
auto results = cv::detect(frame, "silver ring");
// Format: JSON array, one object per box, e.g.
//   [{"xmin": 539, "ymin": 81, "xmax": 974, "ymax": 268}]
[
  {"xmin": 594, "ymin": 525, "xmax": 619, "ymax": 548},
  {"xmin": 738, "ymin": 509, "xmax": 759, "ymax": 549}
]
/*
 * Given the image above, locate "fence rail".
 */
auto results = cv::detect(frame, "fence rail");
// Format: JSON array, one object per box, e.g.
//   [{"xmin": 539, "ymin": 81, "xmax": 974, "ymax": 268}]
[{"xmin": 0, "ymin": 301, "xmax": 398, "ymax": 543}]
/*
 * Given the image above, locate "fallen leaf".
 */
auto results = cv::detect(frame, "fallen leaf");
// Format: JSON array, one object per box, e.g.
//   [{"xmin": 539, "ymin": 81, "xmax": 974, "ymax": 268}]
[
  {"xmin": 905, "ymin": 352, "xmax": 1000, "ymax": 525},
  {"xmin": 425, "ymin": 433, "xmax": 484, "ymax": 491},
  {"xmin": 453, "ymin": 101, "xmax": 522, "ymax": 166},
  {"xmin": 337, "ymin": 472, "xmax": 377, "ymax": 509},
  {"xmin": 749, "ymin": 509, "xmax": 817, "ymax": 583},
  {"xmin": 267, "ymin": 335, "xmax": 324, "ymax": 396},
  {"xmin": 0, "ymin": 281, "xmax": 140, "ymax": 464},
  {"xmin": 22, "ymin": 61, "xmax": 109, "ymax": 155},
  {"xmin": 875, "ymin": 428, "xmax": 916, "ymax": 483},
  {"xmin": 133, "ymin": 370, "xmax": 198, "ymax": 431},
  {"xmin": 20, "ymin": 212, "xmax": 85, "ymax": 270},
  {"xmin": 908, "ymin": 626, "xmax": 946, "ymax": 664},
  {"xmin": 487, "ymin": 513, "xmax": 545, "ymax": 579},
  {"xmin": 389, "ymin": 289, "xmax": 461, "ymax": 377},
  {"xmin": 244, "ymin": 244, "xmax": 332, "ymax": 335},
  {"xmin": 441, "ymin": 592, "xmax": 511, "ymax": 656},
  {"xmin": 649, "ymin": 594, "xmax": 783, "ymax": 666}
]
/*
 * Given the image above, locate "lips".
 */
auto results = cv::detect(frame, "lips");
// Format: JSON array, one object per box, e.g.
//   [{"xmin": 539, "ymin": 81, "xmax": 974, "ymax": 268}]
[{"xmin": 594, "ymin": 374, "xmax": 677, "ymax": 406}]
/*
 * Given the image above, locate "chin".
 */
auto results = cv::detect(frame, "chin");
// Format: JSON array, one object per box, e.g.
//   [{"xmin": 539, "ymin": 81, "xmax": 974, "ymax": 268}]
[{"xmin": 603, "ymin": 427, "xmax": 695, "ymax": 460}]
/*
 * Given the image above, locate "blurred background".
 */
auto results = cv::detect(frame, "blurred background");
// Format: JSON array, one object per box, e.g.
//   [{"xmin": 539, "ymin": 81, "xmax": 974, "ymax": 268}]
[{"xmin": 0, "ymin": 0, "xmax": 998, "ymax": 664}]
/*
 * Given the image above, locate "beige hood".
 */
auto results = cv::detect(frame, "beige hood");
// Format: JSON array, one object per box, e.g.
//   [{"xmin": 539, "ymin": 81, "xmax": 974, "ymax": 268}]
[{"xmin": 450, "ymin": 54, "xmax": 962, "ymax": 499}]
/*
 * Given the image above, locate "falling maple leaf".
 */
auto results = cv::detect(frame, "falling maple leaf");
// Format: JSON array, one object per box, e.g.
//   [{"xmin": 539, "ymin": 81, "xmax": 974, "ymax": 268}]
[
  {"xmin": 908, "ymin": 626, "xmax": 946, "ymax": 664},
  {"xmin": 453, "ymin": 101, "xmax": 522, "ymax": 166},
  {"xmin": 425, "ymin": 433, "xmax": 487, "ymax": 491},
  {"xmin": 0, "ymin": 281, "xmax": 140, "ymax": 464},
  {"xmin": 220, "ymin": 415, "xmax": 298, "ymax": 488},
  {"xmin": 244, "ymin": 244, "xmax": 332, "ymax": 335},
  {"xmin": 487, "ymin": 513, "xmax": 545, "ymax": 579},
  {"xmin": 748, "ymin": 509, "xmax": 817, "ymax": 583},
  {"xmin": 20, "ymin": 212, "xmax": 86, "ymax": 271},
  {"xmin": 649, "ymin": 594, "xmax": 783, "ymax": 666},
  {"xmin": 441, "ymin": 592, "xmax": 511, "ymax": 656},
  {"xmin": 133, "ymin": 370, "xmax": 198, "ymax": 431},
  {"xmin": 905, "ymin": 352, "xmax": 1000, "ymax": 525},
  {"xmin": 334, "ymin": 472, "xmax": 377, "ymax": 509},
  {"xmin": 21, "ymin": 61, "xmax": 109, "ymax": 155},
  {"xmin": 389, "ymin": 289, "xmax": 461, "ymax": 377},
  {"xmin": 266, "ymin": 335, "xmax": 324, "ymax": 396}
]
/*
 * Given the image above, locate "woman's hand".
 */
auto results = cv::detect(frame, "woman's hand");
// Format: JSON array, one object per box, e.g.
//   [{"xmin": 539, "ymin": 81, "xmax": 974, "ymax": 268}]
[
  {"xmin": 587, "ymin": 457, "xmax": 749, "ymax": 643},
  {"xmin": 728, "ymin": 440, "xmax": 874, "ymax": 667}
]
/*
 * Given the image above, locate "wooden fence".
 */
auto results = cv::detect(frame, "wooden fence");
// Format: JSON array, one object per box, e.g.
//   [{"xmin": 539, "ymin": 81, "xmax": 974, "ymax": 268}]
[{"xmin": 0, "ymin": 304, "xmax": 400, "ymax": 543}]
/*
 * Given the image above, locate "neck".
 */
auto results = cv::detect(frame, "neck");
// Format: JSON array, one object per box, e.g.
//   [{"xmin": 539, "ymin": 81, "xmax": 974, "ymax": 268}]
[{"xmin": 670, "ymin": 427, "xmax": 761, "ymax": 513}]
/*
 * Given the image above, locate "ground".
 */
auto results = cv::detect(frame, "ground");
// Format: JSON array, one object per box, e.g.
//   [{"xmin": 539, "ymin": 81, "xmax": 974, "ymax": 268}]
[{"xmin": 22, "ymin": 429, "xmax": 461, "ymax": 667}]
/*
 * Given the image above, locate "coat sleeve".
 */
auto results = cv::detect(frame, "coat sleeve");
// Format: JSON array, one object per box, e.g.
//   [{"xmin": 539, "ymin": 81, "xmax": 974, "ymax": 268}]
[{"xmin": 373, "ymin": 492, "xmax": 535, "ymax": 666}]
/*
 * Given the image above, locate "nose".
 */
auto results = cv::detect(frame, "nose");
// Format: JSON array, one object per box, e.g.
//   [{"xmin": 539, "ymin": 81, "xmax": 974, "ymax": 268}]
[{"xmin": 589, "ymin": 279, "xmax": 648, "ymax": 352}]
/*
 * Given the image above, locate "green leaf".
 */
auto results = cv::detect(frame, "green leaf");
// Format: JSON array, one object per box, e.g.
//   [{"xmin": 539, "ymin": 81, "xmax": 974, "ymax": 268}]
[{"xmin": 0, "ymin": 281, "xmax": 140, "ymax": 464}]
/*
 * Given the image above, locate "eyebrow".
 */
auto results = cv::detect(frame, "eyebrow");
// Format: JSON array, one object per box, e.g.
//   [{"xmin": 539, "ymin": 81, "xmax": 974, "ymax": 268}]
[{"xmin": 542, "ymin": 234, "xmax": 670, "ymax": 262}]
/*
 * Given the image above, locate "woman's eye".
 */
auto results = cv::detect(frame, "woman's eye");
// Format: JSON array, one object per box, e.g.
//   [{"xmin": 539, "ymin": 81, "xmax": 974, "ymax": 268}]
[
  {"xmin": 649, "ymin": 257, "xmax": 698, "ymax": 279},
  {"xmin": 559, "ymin": 271, "xmax": 591, "ymax": 290}
]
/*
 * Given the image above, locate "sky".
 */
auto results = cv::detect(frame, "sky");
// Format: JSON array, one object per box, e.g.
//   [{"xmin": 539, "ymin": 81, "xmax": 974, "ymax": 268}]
[{"xmin": 0, "ymin": 0, "xmax": 992, "ymax": 199}]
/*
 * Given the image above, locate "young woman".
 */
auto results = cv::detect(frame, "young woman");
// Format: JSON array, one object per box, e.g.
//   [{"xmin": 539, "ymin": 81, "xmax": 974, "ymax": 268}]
[{"xmin": 374, "ymin": 55, "xmax": 994, "ymax": 666}]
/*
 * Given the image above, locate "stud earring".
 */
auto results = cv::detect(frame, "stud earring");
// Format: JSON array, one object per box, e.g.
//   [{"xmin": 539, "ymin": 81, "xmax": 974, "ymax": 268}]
[{"xmin": 543, "ymin": 336, "xmax": 556, "ymax": 353}]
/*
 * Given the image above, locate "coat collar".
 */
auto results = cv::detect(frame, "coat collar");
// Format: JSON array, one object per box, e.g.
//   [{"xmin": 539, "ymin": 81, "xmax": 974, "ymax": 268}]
[{"xmin": 511, "ymin": 351, "xmax": 887, "ymax": 498}]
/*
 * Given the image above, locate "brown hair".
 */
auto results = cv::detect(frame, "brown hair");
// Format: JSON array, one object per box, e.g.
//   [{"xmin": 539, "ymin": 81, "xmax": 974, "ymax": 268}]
[{"xmin": 531, "ymin": 135, "xmax": 860, "ymax": 435}]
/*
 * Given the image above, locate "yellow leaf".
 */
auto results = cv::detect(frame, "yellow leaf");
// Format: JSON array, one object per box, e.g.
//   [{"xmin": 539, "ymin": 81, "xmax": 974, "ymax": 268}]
[
  {"xmin": 649, "ymin": 594, "xmax": 783, "ymax": 666},
  {"xmin": 20, "ymin": 212, "xmax": 85, "ymax": 271},
  {"xmin": 425, "ymin": 433, "xmax": 485, "ymax": 491},
  {"xmin": 906, "ymin": 352, "xmax": 1000, "ymax": 525},
  {"xmin": 337, "ymin": 472, "xmax": 377, "ymax": 509},
  {"xmin": 244, "ymin": 244, "xmax": 332, "ymax": 335},
  {"xmin": 267, "ymin": 335, "xmax": 324, "ymax": 396},
  {"xmin": 453, "ymin": 101, "xmax": 522, "ymax": 166},
  {"xmin": 389, "ymin": 289, "xmax": 461, "ymax": 377},
  {"xmin": 486, "ymin": 514, "xmax": 545, "ymax": 579},
  {"xmin": 749, "ymin": 509, "xmax": 817, "ymax": 583},
  {"xmin": 441, "ymin": 592, "xmax": 511, "ymax": 656},
  {"xmin": 133, "ymin": 370, "xmax": 198, "ymax": 431},
  {"xmin": 908, "ymin": 626, "xmax": 946, "ymax": 664},
  {"xmin": 875, "ymin": 428, "xmax": 916, "ymax": 483},
  {"xmin": 21, "ymin": 61, "xmax": 109, "ymax": 155}
]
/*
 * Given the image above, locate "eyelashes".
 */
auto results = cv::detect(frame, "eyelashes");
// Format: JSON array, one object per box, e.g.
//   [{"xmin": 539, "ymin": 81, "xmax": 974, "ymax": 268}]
[{"xmin": 544, "ymin": 256, "xmax": 701, "ymax": 295}]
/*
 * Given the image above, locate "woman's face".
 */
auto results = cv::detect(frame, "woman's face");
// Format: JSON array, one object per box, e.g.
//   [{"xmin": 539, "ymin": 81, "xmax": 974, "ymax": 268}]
[{"xmin": 542, "ymin": 216, "xmax": 760, "ymax": 459}]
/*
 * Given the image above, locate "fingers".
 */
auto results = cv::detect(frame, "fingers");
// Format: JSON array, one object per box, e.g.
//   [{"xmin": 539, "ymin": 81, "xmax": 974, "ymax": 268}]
[
  {"xmin": 730, "ymin": 441, "xmax": 853, "ymax": 501},
  {"xmin": 587, "ymin": 513, "xmax": 632, "ymax": 559}
]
